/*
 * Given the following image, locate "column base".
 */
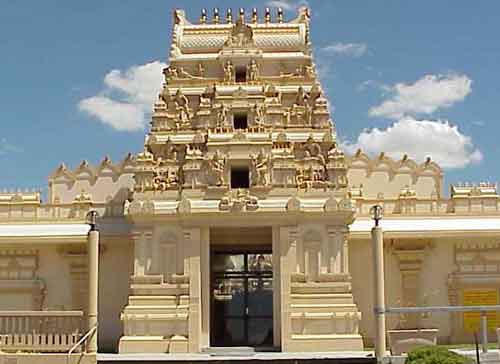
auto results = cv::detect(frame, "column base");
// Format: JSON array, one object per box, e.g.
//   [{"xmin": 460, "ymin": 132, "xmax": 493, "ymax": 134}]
[
  {"xmin": 288, "ymin": 334, "xmax": 364, "ymax": 351},
  {"xmin": 118, "ymin": 335, "xmax": 189, "ymax": 353}
]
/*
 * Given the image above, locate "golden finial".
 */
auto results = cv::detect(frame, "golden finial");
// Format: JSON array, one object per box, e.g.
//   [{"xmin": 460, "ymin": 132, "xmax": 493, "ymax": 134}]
[
  {"xmin": 239, "ymin": 8, "xmax": 245, "ymax": 23},
  {"xmin": 252, "ymin": 8, "xmax": 258, "ymax": 23},
  {"xmin": 265, "ymin": 7, "xmax": 270, "ymax": 23},
  {"xmin": 226, "ymin": 8, "xmax": 232, "ymax": 23},
  {"xmin": 213, "ymin": 8, "xmax": 220, "ymax": 24},
  {"xmin": 200, "ymin": 8, "xmax": 207, "ymax": 24},
  {"xmin": 277, "ymin": 7, "xmax": 284, "ymax": 23}
]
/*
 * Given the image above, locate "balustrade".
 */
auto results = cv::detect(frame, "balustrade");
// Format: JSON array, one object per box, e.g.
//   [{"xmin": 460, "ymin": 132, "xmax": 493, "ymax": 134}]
[{"xmin": 0, "ymin": 311, "xmax": 83, "ymax": 352}]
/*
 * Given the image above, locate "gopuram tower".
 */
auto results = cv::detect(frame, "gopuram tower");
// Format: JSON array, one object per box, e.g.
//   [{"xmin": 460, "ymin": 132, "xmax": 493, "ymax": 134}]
[{"xmin": 119, "ymin": 7, "xmax": 363, "ymax": 353}]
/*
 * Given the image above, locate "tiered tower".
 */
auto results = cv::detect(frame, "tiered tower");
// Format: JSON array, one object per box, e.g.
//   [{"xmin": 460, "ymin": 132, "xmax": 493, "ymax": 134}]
[{"xmin": 120, "ymin": 7, "xmax": 363, "ymax": 353}]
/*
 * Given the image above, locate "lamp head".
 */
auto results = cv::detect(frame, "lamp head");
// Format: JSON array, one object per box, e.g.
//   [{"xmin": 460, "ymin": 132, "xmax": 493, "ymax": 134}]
[
  {"xmin": 370, "ymin": 205, "xmax": 383, "ymax": 226},
  {"xmin": 86, "ymin": 210, "xmax": 99, "ymax": 231}
]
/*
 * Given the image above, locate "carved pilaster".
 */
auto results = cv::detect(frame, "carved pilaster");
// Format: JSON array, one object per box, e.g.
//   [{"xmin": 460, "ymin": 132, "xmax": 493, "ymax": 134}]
[
  {"xmin": 60, "ymin": 245, "xmax": 87, "ymax": 311},
  {"xmin": 393, "ymin": 241, "xmax": 430, "ymax": 328},
  {"xmin": 132, "ymin": 230, "xmax": 153, "ymax": 277}
]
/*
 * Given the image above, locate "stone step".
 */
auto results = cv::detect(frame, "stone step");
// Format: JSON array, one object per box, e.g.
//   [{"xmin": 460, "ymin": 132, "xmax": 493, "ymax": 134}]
[{"xmin": 201, "ymin": 346, "xmax": 256, "ymax": 356}]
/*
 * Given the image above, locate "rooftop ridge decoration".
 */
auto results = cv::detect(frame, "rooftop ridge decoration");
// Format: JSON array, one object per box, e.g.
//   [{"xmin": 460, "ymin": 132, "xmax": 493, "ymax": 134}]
[
  {"xmin": 169, "ymin": 7, "xmax": 311, "ymax": 57},
  {"xmin": 346, "ymin": 149, "xmax": 443, "ymax": 177},
  {"xmin": 451, "ymin": 182, "xmax": 498, "ymax": 198},
  {"xmin": 49, "ymin": 153, "xmax": 136, "ymax": 183}
]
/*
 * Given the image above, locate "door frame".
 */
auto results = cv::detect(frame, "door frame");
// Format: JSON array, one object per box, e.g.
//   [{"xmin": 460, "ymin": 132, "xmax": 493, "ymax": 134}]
[{"xmin": 209, "ymin": 245, "xmax": 273, "ymax": 347}]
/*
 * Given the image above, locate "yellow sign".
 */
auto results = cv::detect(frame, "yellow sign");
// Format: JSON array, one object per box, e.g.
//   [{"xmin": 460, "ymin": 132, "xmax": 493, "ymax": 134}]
[{"xmin": 463, "ymin": 289, "xmax": 498, "ymax": 333}]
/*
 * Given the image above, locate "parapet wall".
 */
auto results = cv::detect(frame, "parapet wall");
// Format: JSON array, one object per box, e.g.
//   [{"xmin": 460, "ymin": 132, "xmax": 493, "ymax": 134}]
[
  {"xmin": 48, "ymin": 155, "xmax": 136, "ymax": 205},
  {"xmin": 346, "ymin": 150, "xmax": 443, "ymax": 200}
]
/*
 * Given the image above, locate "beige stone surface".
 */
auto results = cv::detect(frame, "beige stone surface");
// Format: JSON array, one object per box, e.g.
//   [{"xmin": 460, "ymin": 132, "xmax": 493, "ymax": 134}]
[{"xmin": 1, "ymin": 6, "xmax": 500, "ymax": 359}]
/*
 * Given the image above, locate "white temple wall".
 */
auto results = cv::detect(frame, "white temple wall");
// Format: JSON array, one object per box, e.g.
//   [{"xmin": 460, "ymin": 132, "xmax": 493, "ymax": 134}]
[
  {"xmin": 38, "ymin": 246, "xmax": 74, "ymax": 310},
  {"xmin": 99, "ymin": 238, "xmax": 134, "ymax": 352},
  {"xmin": 348, "ymin": 168, "xmax": 439, "ymax": 199},
  {"xmin": 50, "ymin": 173, "xmax": 134, "ymax": 204}
]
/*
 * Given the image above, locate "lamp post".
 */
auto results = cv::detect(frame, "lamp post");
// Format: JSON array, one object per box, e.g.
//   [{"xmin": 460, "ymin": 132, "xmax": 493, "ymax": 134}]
[
  {"xmin": 370, "ymin": 205, "xmax": 386, "ymax": 363},
  {"xmin": 86, "ymin": 210, "xmax": 99, "ymax": 353}
]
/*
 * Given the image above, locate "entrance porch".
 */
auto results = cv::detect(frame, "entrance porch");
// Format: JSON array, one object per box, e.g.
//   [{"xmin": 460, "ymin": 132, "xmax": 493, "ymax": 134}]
[{"xmin": 119, "ymin": 217, "xmax": 363, "ymax": 353}]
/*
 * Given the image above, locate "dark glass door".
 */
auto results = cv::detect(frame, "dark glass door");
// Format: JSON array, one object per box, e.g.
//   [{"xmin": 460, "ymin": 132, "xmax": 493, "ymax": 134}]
[{"xmin": 211, "ymin": 250, "xmax": 273, "ymax": 347}]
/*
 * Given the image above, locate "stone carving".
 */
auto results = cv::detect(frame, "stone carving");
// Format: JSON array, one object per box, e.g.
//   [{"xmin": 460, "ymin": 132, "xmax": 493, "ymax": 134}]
[
  {"xmin": 296, "ymin": 166, "xmax": 327, "ymax": 189},
  {"xmin": 252, "ymin": 104, "xmax": 266, "ymax": 126},
  {"xmin": 200, "ymin": 84, "xmax": 215, "ymax": 107},
  {"xmin": 152, "ymin": 169, "xmax": 181, "ymax": 191},
  {"xmin": 265, "ymin": 84, "xmax": 281, "ymax": 104},
  {"xmin": 164, "ymin": 65, "xmax": 178, "ymax": 80},
  {"xmin": 174, "ymin": 89, "xmax": 189, "ymax": 112},
  {"xmin": 216, "ymin": 104, "xmax": 229, "ymax": 128},
  {"xmin": 304, "ymin": 64, "xmax": 316, "ymax": 79},
  {"xmin": 224, "ymin": 60, "xmax": 234, "ymax": 82},
  {"xmin": 303, "ymin": 102, "xmax": 312, "ymax": 125},
  {"xmin": 219, "ymin": 189, "xmax": 258, "ymax": 212},
  {"xmin": 197, "ymin": 63, "xmax": 205, "ymax": 77},
  {"xmin": 159, "ymin": 87, "xmax": 171, "ymax": 105},
  {"xmin": 286, "ymin": 196, "xmax": 300, "ymax": 211},
  {"xmin": 224, "ymin": 18, "xmax": 254, "ymax": 48},
  {"xmin": 250, "ymin": 150, "xmax": 270, "ymax": 186},
  {"xmin": 247, "ymin": 59, "xmax": 259, "ymax": 82},
  {"xmin": 295, "ymin": 86, "xmax": 308, "ymax": 106},
  {"xmin": 208, "ymin": 151, "xmax": 227, "ymax": 186}
]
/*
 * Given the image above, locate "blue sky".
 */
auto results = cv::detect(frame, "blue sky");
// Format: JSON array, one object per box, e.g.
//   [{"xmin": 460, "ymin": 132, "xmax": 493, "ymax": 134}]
[{"xmin": 1, "ymin": 0, "xmax": 499, "ymax": 196}]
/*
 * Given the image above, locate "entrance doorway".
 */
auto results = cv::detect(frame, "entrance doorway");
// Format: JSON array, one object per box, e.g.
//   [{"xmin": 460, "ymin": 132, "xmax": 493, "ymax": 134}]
[{"xmin": 210, "ymin": 248, "xmax": 273, "ymax": 347}]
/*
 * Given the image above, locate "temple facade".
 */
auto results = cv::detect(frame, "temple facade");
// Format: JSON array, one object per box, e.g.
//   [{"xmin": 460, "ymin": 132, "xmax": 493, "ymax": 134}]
[{"xmin": 1, "ymin": 6, "xmax": 499, "ymax": 356}]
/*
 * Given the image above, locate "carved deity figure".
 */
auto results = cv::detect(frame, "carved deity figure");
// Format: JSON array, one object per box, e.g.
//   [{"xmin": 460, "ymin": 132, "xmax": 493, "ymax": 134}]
[
  {"xmin": 224, "ymin": 63, "xmax": 234, "ymax": 83},
  {"xmin": 247, "ymin": 59, "xmax": 259, "ymax": 82},
  {"xmin": 224, "ymin": 18, "xmax": 254, "ymax": 48},
  {"xmin": 250, "ymin": 149, "xmax": 269, "ymax": 186},
  {"xmin": 224, "ymin": 61, "xmax": 234, "ymax": 82},
  {"xmin": 164, "ymin": 66, "xmax": 178, "ymax": 80},
  {"xmin": 303, "ymin": 102, "xmax": 312, "ymax": 125},
  {"xmin": 197, "ymin": 63, "xmax": 205, "ymax": 77},
  {"xmin": 162, "ymin": 139, "xmax": 176, "ymax": 161},
  {"xmin": 174, "ymin": 89, "xmax": 189, "ymax": 122},
  {"xmin": 304, "ymin": 65, "xmax": 315, "ymax": 79},
  {"xmin": 295, "ymin": 86, "xmax": 308, "ymax": 106},
  {"xmin": 159, "ymin": 87, "xmax": 170, "ymax": 105},
  {"xmin": 253, "ymin": 104, "xmax": 265, "ymax": 126},
  {"xmin": 217, "ymin": 104, "xmax": 229, "ymax": 127},
  {"xmin": 209, "ymin": 151, "xmax": 226, "ymax": 186},
  {"xmin": 200, "ymin": 84, "xmax": 216, "ymax": 107}
]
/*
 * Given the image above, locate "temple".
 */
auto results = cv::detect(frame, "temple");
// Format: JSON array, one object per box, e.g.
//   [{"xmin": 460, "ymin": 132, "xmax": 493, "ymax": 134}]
[{"xmin": 1, "ymin": 6, "xmax": 499, "ymax": 358}]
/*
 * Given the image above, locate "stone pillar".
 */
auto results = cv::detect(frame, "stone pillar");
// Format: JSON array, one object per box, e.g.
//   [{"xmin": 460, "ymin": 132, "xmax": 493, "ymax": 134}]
[
  {"xmin": 327, "ymin": 227, "xmax": 349, "ymax": 276},
  {"xmin": 87, "ymin": 228, "xmax": 99, "ymax": 353},
  {"xmin": 279, "ymin": 226, "xmax": 297, "ymax": 352},
  {"xmin": 372, "ymin": 226, "xmax": 386, "ymax": 363},
  {"xmin": 184, "ymin": 228, "xmax": 202, "ymax": 353},
  {"xmin": 272, "ymin": 226, "xmax": 282, "ymax": 347},
  {"xmin": 200, "ymin": 227, "xmax": 210, "ymax": 348},
  {"xmin": 132, "ymin": 231, "xmax": 153, "ymax": 277}
]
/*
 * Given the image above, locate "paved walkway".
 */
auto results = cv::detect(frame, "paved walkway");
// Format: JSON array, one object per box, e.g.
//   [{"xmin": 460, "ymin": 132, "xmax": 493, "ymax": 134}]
[{"xmin": 98, "ymin": 351, "xmax": 376, "ymax": 363}]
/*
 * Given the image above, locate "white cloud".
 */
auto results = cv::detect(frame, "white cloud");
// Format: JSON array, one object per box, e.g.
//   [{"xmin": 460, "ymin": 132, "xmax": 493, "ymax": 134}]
[
  {"xmin": 321, "ymin": 42, "xmax": 368, "ymax": 57},
  {"xmin": 342, "ymin": 117, "xmax": 483, "ymax": 169},
  {"xmin": 266, "ymin": 0, "xmax": 308, "ymax": 11},
  {"xmin": 78, "ymin": 61, "xmax": 166, "ymax": 131},
  {"xmin": 369, "ymin": 73, "xmax": 472, "ymax": 119},
  {"xmin": 0, "ymin": 138, "xmax": 23, "ymax": 155}
]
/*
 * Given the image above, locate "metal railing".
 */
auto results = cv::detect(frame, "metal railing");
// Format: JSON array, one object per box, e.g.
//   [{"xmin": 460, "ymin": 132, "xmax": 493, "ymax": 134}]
[
  {"xmin": 0, "ymin": 310, "xmax": 84, "ymax": 352},
  {"xmin": 67, "ymin": 324, "xmax": 97, "ymax": 364},
  {"xmin": 384, "ymin": 305, "xmax": 500, "ymax": 354}
]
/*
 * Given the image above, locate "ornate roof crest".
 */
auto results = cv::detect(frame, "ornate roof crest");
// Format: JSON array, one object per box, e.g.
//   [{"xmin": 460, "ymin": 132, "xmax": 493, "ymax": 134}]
[{"xmin": 224, "ymin": 18, "xmax": 255, "ymax": 48}]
